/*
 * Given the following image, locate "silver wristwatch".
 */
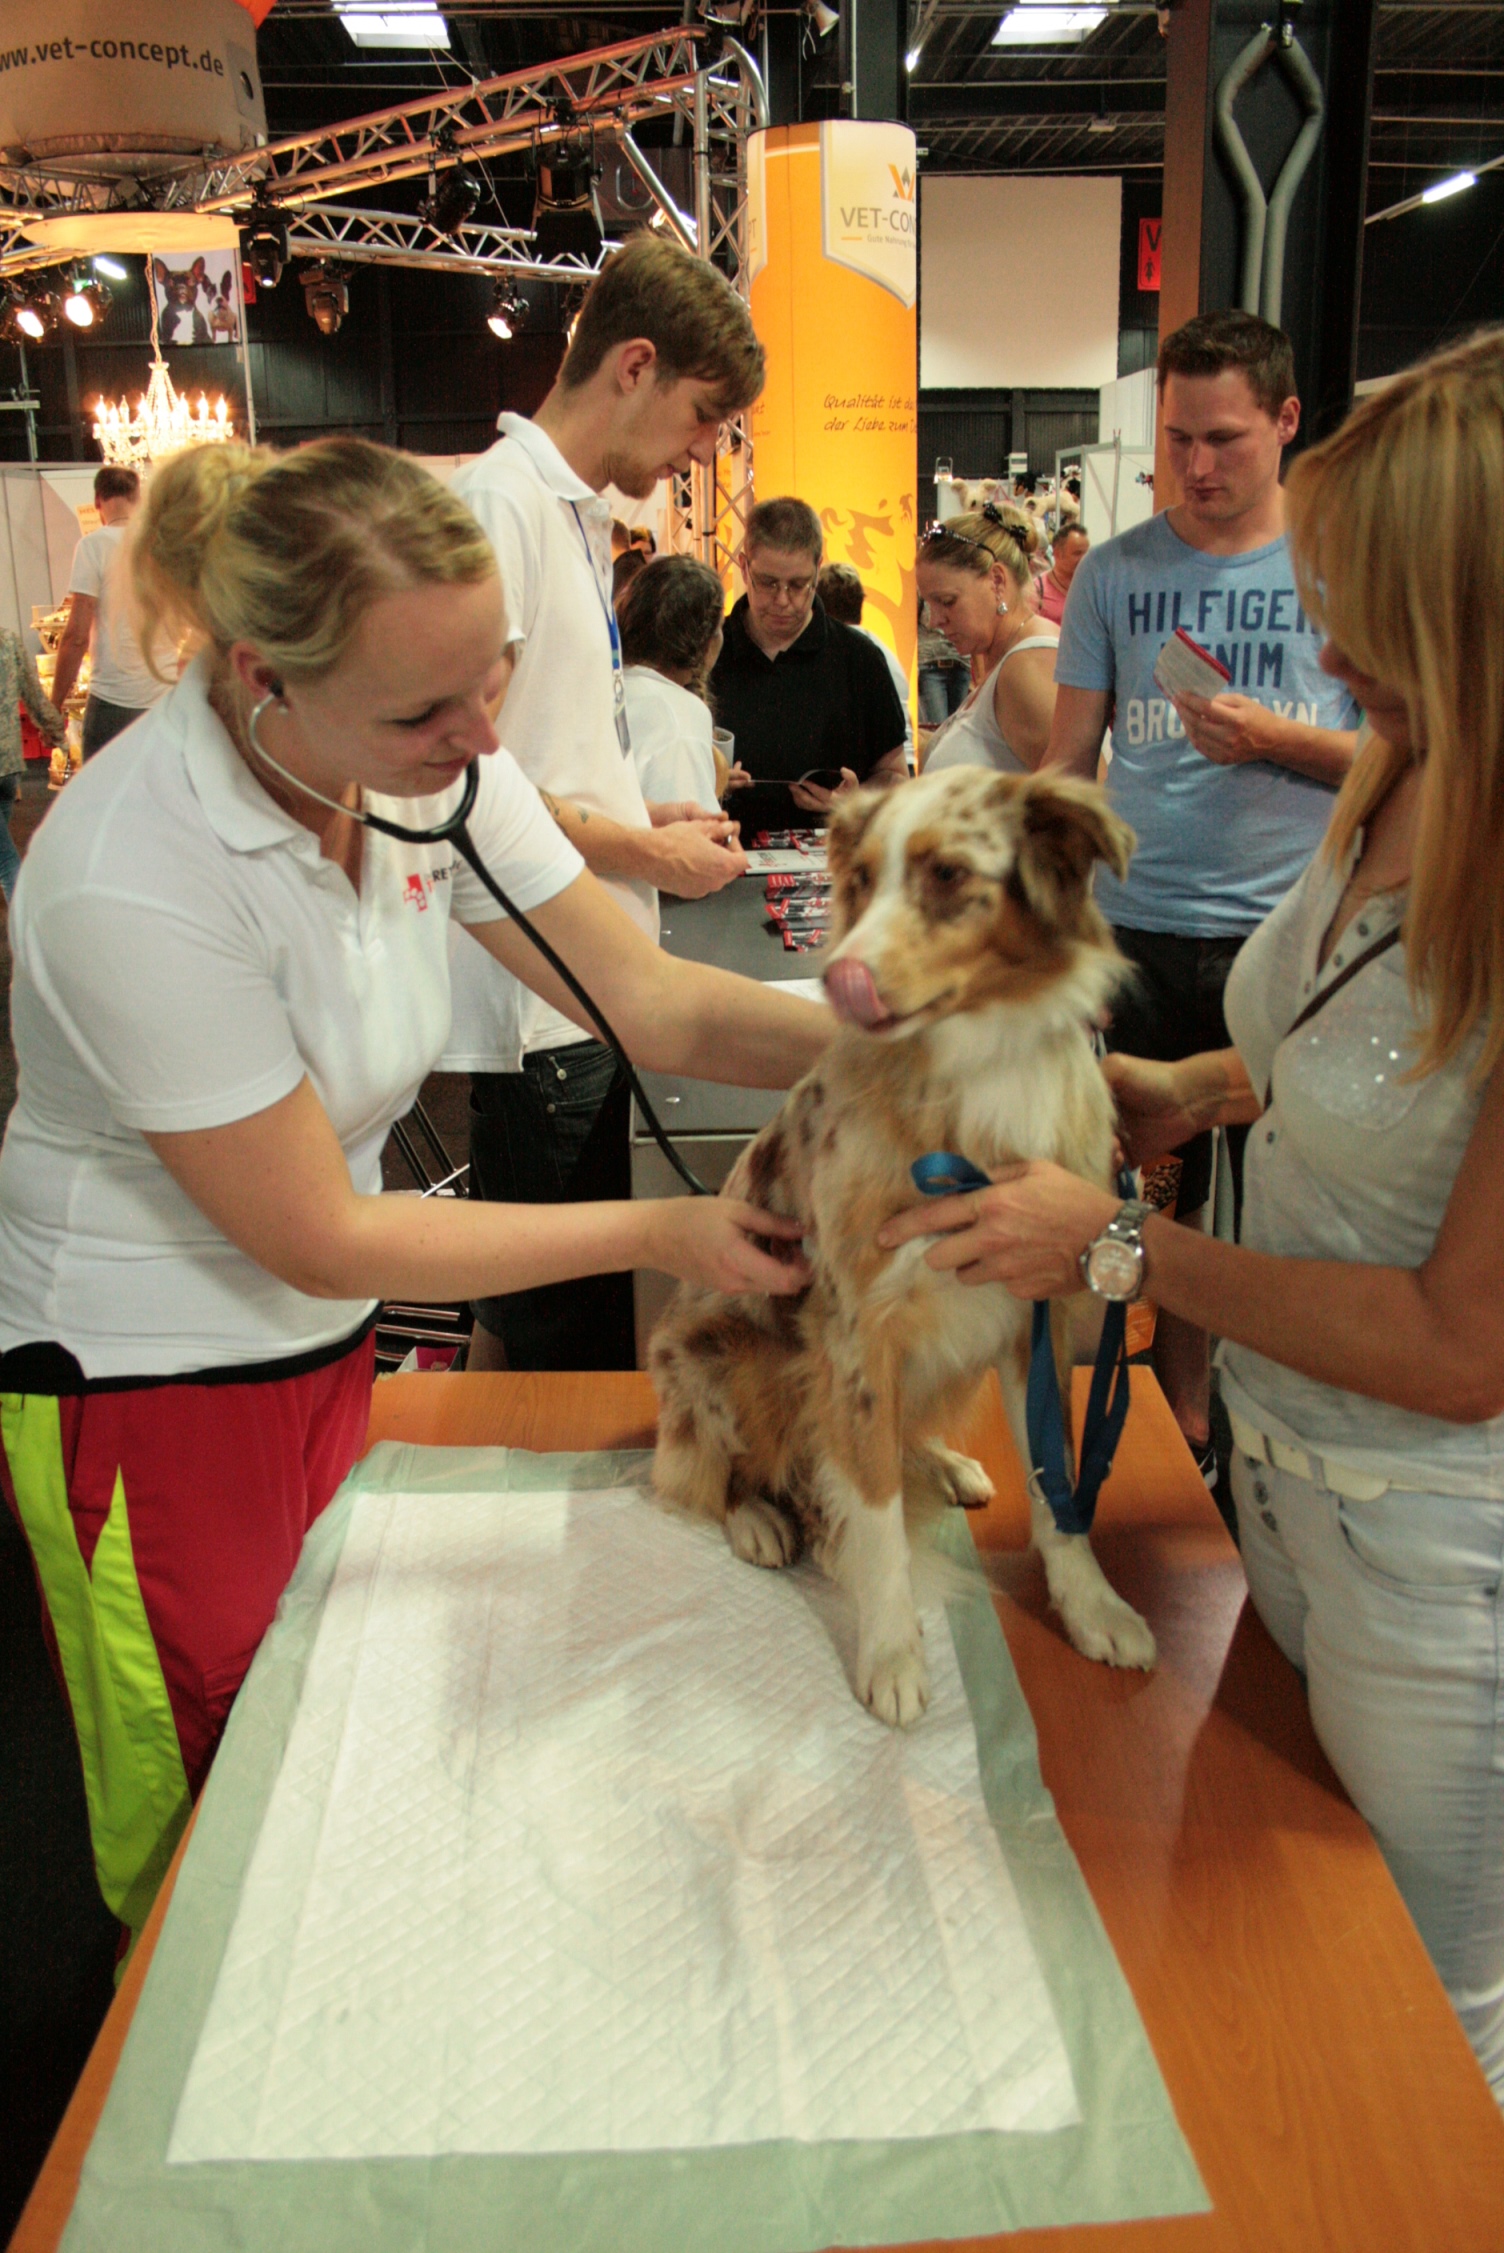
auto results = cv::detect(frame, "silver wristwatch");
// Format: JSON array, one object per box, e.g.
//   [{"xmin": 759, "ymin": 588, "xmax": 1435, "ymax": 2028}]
[{"xmin": 1078, "ymin": 1199, "xmax": 1151, "ymax": 1302}]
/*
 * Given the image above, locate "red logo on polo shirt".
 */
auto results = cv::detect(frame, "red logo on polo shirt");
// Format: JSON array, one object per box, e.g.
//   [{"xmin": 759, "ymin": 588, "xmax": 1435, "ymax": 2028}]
[{"xmin": 403, "ymin": 873, "xmax": 431, "ymax": 912}]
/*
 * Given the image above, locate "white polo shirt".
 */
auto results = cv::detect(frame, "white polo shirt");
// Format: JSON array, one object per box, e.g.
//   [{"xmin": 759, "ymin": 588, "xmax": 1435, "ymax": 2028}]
[
  {"xmin": 0, "ymin": 659, "xmax": 582, "ymax": 1379},
  {"xmin": 441, "ymin": 415, "xmax": 659, "ymax": 1072},
  {"xmin": 68, "ymin": 524, "xmax": 162, "ymax": 711},
  {"xmin": 624, "ymin": 665, "xmax": 719, "ymax": 811}
]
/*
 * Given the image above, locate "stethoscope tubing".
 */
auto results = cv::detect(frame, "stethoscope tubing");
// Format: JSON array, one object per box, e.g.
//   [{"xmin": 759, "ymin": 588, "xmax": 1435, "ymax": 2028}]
[{"xmin": 246, "ymin": 695, "xmax": 711, "ymax": 1195}]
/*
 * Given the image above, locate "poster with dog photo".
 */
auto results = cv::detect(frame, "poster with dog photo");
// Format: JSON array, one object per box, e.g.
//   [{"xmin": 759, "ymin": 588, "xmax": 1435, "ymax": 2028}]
[{"xmin": 153, "ymin": 251, "xmax": 244, "ymax": 347}]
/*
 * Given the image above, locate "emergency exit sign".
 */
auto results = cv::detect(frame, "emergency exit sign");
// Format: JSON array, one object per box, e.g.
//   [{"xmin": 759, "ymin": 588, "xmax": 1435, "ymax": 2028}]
[{"xmin": 1138, "ymin": 216, "xmax": 1162, "ymax": 292}]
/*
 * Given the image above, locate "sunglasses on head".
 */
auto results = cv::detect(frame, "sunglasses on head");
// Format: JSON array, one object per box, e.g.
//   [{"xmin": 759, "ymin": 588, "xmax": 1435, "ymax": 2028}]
[{"xmin": 919, "ymin": 501, "xmax": 1023, "ymax": 561}]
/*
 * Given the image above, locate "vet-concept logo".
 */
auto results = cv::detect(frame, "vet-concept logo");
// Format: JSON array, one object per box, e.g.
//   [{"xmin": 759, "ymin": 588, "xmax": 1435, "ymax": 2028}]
[
  {"xmin": 820, "ymin": 122, "xmax": 918, "ymax": 309},
  {"xmin": 403, "ymin": 873, "xmax": 431, "ymax": 912}
]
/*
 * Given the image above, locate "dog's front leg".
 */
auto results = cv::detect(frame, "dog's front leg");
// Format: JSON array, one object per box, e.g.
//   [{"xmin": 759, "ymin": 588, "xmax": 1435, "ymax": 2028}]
[
  {"xmin": 996, "ymin": 1305, "xmax": 1156, "ymax": 1671},
  {"xmin": 815, "ymin": 1331, "xmax": 929, "ymax": 1726}
]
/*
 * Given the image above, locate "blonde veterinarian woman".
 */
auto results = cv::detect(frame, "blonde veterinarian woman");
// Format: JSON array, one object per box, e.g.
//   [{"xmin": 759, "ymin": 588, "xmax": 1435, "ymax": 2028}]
[
  {"xmin": 915, "ymin": 504, "xmax": 1058, "ymax": 776},
  {"xmin": 0, "ymin": 438, "xmax": 823, "ymax": 1945},
  {"xmin": 880, "ymin": 329, "xmax": 1504, "ymax": 2100}
]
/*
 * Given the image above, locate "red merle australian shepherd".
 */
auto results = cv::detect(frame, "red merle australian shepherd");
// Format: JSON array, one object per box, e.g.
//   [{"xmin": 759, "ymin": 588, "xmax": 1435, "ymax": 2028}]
[{"xmin": 650, "ymin": 765, "xmax": 1156, "ymax": 1725}]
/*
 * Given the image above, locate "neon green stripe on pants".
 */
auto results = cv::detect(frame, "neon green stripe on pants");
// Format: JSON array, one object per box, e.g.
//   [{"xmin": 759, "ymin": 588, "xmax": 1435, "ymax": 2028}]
[{"xmin": 2, "ymin": 1392, "xmax": 190, "ymax": 1937}]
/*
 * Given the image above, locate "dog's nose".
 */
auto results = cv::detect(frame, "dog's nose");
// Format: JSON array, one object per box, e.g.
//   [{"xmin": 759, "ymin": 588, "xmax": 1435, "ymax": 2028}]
[{"xmin": 824, "ymin": 957, "xmax": 891, "ymax": 1028}]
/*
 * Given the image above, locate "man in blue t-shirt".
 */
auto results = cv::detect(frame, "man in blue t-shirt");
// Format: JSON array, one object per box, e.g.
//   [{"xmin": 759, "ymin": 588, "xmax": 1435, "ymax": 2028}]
[{"xmin": 1045, "ymin": 310, "xmax": 1359, "ymax": 1472}]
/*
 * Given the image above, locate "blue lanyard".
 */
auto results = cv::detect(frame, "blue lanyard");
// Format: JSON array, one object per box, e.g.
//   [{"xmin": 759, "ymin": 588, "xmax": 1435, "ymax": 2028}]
[
  {"xmin": 570, "ymin": 503, "xmax": 632, "ymax": 756},
  {"xmin": 910, "ymin": 1152, "xmax": 1135, "ymax": 1538}
]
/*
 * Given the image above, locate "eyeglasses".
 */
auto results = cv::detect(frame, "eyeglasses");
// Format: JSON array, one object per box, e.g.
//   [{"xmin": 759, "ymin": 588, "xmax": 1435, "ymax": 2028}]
[{"xmin": 747, "ymin": 567, "xmax": 816, "ymax": 600}]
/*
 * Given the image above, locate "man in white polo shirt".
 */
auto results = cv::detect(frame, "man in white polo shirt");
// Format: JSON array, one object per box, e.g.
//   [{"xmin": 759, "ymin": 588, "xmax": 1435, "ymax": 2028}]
[
  {"xmin": 49, "ymin": 466, "xmax": 165, "ymax": 757},
  {"xmin": 445, "ymin": 235, "xmax": 763, "ymax": 1372}
]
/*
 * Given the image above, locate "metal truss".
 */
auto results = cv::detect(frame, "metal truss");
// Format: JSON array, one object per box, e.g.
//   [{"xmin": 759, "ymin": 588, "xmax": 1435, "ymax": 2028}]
[
  {"xmin": 0, "ymin": 25, "xmax": 767, "ymax": 559},
  {"xmin": 672, "ymin": 40, "xmax": 765, "ymax": 576},
  {"xmin": 187, "ymin": 30, "xmax": 709, "ymax": 213},
  {"xmin": 283, "ymin": 204, "xmax": 606, "ymax": 284}
]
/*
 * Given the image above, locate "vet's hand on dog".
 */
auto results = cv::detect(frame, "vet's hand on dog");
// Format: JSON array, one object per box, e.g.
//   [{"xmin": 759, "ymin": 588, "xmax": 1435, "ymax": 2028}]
[
  {"xmin": 877, "ymin": 1163, "xmax": 1119, "ymax": 1298},
  {"xmin": 649, "ymin": 1198, "xmax": 812, "ymax": 1296}
]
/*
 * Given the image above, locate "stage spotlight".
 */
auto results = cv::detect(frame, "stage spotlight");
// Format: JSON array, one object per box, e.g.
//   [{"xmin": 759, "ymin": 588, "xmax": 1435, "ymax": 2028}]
[
  {"xmin": 486, "ymin": 281, "xmax": 529, "ymax": 339},
  {"xmin": 532, "ymin": 143, "xmax": 603, "ymax": 267},
  {"xmin": 63, "ymin": 269, "xmax": 112, "ymax": 327},
  {"xmin": 422, "ymin": 162, "xmax": 481, "ymax": 240},
  {"xmin": 2, "ymin": 286, "xmax": 58, "ymax": 341},
  {"xmin": 302, "ymin": 263, "xmax": 351, "ymax": 336},
  {"xmin": 242, "ymin": 203, "xmax": 290, "ymax": 290},
  {"xmin": 93, "ymin": 255, "xmax": 129, "ymax": 281}
]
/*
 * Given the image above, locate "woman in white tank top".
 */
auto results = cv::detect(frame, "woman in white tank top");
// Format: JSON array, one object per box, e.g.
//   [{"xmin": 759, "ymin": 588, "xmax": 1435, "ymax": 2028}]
[{"xmin": 916, "ymin": 503, "xmax": 1059, "ymax": 777}]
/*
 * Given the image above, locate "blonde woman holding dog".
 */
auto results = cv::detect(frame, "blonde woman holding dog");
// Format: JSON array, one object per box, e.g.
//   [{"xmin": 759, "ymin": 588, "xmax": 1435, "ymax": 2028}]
[
  {"xmin": 0, "ymin": 436, "xmax": 823, "ymax": 1946},
  {"xmin": 880, "ymin": 329, "xmax": 1504, "ymax": 2100},
  {"xmin": 916, "ymin": 505, "xmax": 1058, "ymax": 776}
]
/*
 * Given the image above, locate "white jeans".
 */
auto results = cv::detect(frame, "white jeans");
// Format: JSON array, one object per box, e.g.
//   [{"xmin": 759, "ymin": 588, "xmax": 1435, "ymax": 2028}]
[{"xmin": 1230, "ymin": 1447, "xmax": 1504, "ymax": 2100}]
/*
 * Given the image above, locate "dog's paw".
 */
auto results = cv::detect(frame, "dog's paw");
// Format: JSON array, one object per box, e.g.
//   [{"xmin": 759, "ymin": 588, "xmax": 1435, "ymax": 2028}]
[
  {"xmin": 858, "ymin": 1637, "xmax": 930, "ymax": 1727},
  {"xmin": 930, "ymin": 1445, "xmax": 995, "ymax": 1510},
  {"xmin": 1049, "ymin": 1556, "xmax": 1157, "ymax": 1670},
  {"xmin": 725, "ymin": 1497, "xmax": 799, "ymax": 1569}
]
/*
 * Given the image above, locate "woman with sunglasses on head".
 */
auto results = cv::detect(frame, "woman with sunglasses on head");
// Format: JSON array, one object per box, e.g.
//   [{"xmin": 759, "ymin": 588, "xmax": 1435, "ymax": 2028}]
[
  {"xmin": 881, "ymin": 330, "xmax": 1504, "ymax": 2099},
  {"xmin": 916, "ymin": 505, "xmax": 1060, "ymax": 776},
  {"xmin": 0, "ymin": 437, "xmax": 827, "ymax": 1948}
]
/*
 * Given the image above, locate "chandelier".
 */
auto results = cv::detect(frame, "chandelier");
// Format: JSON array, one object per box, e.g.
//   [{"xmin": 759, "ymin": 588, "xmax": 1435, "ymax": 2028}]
[{"xmin": 91, "ymin": 283, "xmax": 235, "ymax": 469}]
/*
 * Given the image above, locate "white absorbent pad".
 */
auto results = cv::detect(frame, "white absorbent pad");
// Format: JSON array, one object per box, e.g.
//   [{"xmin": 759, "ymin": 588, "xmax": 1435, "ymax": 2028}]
[{"xmin": 169, "ymin": 1484, "xmax": 1080, "ymax": 2163}]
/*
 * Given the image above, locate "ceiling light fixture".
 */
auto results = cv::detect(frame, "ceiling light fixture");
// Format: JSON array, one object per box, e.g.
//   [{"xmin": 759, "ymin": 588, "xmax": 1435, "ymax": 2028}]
[
  {"xmin": 3, "ymin": 286, "xmax": 59, "ymax": 342},
  {"xmin": 486, "ymin": 281, "xmax": 528, "ymax": 339},
  {"xmin": 336, "ymin": 6, "xmax": 452, "ymax": 49},
  {"xmin": 532, "ymin": 137, "xmax": 604, "ymax": 267},
  {"xmin": 242, "ymin": 202, "xmax": 290, "ymax": 290},
  {"xmin": 63, "ymin": 269, "xmax": 112, "ymax": 328},
  {"xmin": 302, "ymin": 262, "xmax": 352, "ymax": 336},
  {"xmin": 92, "ymin": 255, "xmax": 129, "ymax": 281},
  {"xmin": 904, "ymin": 45, "xmax": 922, "ymax": 70},
  {"xmin": 1421, "ymin": 170, "xmax": 1476, "ymax": 206},
  {"xmin": 992, "ymin": 5, "xmax": 1107, "ymax": 45},
  {"xmin": 421, "ymin": 160, "xmax": 481, "ymax": 241},
  {"xmin": 91, "ymin": 281, "xmax": 233, "ymax": 466}
]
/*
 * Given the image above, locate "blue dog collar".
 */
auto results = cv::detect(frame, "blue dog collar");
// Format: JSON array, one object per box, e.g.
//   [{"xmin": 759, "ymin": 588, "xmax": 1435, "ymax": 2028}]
[{"xmin": 910, "ymin": 1152, "xmax": 993, "ymax": 1197}]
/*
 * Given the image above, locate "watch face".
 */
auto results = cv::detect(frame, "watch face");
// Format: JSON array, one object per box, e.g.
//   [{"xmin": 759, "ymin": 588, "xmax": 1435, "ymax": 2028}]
[{"xmin": 1087, "ymin": 1237, "xmax": 1142, "ymax": 1301}]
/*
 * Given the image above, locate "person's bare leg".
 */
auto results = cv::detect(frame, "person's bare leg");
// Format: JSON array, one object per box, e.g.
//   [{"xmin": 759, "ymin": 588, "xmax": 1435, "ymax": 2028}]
[
  {"xmin": 1150, "ymin": 1207, "xmax": 1210, "ymax": 1450},
  {"xmin": 465, "ymin": 1320, "xmax": 511, "ymax": 1372}
]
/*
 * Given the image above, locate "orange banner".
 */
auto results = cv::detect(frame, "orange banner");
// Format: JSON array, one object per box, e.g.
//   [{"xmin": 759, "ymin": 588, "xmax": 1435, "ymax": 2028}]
[
  {"xmin": 748, "ymin": 121, "xmax": 919, "ymax": 700},
  {"xmin": 231, "ymin": 0, "xmax": 276, "ymax": 23}
]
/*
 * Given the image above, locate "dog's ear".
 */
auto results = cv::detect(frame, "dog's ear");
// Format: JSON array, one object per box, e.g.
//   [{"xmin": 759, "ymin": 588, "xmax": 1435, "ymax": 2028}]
[
  {"xmin": 190, "ymin": 258, "xmax": 207, "ymax": 288},
  {"xmin": 1018, "ymin": 775, "xmax": 1135, "ymax": 897},
  {"xmin": 152, "ymin": 258, "xmax": 168, "ymax": 288}
]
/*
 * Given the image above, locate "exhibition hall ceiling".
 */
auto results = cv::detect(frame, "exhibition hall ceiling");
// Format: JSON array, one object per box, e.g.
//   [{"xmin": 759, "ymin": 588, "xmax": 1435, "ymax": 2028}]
[{"xmin": 252, "ymin": 2, "xmax": 1504, "ymax": 215}]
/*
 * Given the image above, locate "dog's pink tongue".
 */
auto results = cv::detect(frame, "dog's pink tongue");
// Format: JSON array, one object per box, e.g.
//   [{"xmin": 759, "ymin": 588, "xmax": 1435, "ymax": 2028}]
[{"xmin": 825, "ymin": 958, "xmax": 892, "ymax": 1028}]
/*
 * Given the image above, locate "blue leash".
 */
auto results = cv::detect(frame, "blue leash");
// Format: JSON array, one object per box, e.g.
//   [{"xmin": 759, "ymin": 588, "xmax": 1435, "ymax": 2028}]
[{"xmin": 910, "ymin": 1153, "xmax": 1136, "ymax": 1537}]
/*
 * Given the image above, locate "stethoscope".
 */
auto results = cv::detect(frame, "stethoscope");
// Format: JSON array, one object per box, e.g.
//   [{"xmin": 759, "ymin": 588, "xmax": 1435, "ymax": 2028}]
[{"xmin": 247, "ymin": 690, "xmax": 712, "ymax": 1196}]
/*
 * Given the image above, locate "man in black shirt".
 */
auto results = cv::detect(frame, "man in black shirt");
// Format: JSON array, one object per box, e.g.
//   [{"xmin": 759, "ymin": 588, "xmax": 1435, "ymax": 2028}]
[{"xmin": 711, "ymin": 496, "xmax": 908, "ymax": 836}]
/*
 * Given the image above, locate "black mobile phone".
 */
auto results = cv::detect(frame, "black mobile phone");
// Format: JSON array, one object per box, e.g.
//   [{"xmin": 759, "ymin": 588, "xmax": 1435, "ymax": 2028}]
[{"xmin": 745, "ymin": 768, "xmax": 844, "ymax": 792}]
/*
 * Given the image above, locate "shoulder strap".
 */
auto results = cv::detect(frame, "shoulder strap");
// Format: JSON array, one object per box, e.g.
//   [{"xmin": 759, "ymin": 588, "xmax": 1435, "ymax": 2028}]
[
  {"xmin": 1263, "ymin": 923, "xmax": 1403, "ymax": 1102},
  {"xmin": 996, "ymin": 634, "xmax": 1059, "ymax": 666},
  {"xmin": 1284, "ymin": 923, "xmax": 1404, "ymax": 1044}
]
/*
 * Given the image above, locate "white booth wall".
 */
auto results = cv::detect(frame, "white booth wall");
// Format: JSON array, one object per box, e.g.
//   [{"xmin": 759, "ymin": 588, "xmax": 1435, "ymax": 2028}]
[{"xmin": 919, "ymin": 176, "xmax": 1122, "ymax": 391}]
